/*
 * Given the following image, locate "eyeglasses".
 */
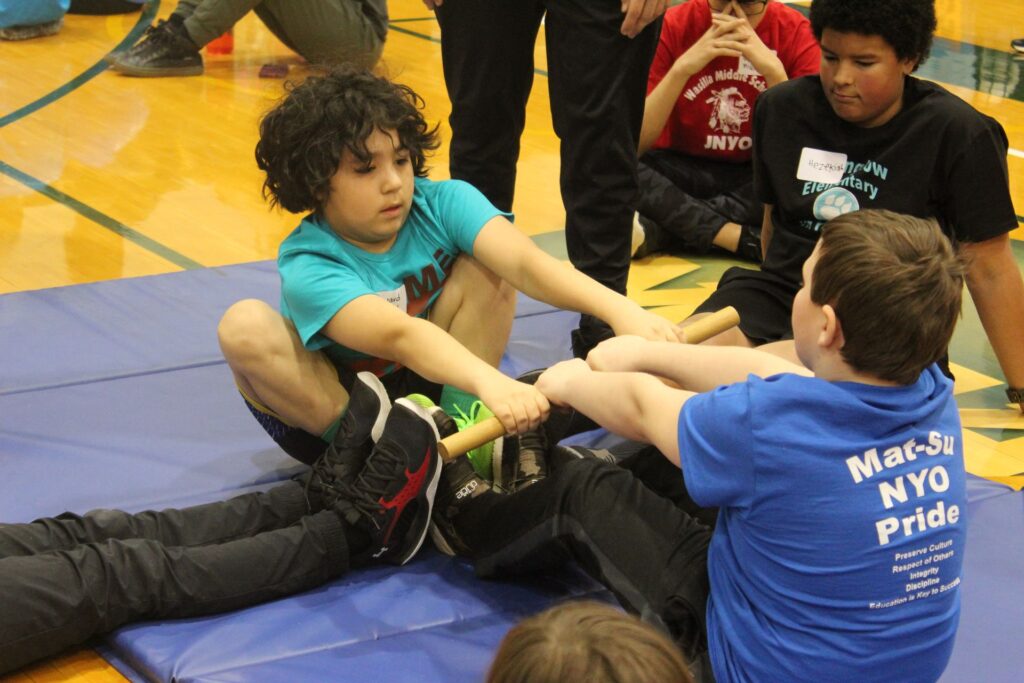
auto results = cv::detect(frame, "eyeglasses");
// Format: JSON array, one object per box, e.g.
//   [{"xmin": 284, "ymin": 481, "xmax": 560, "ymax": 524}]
[{"xmin": 709, "ymin": 0, "xmax": 768, "ymax": 16}]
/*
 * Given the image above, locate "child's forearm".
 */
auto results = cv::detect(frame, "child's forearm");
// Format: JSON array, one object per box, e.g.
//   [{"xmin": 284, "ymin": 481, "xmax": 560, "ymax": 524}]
[
  {"xmin": 592, "ymin": 340, "xmax": 805, "ymax": 391},
  {"xmin": 963, "ymin": 236, "xmax": 1024, "ymax": 410},
  {"xmin": 639, "ymin": 66, "xmax": 692, "ymax": 155},
  {"xmin": 386, "ymin": 316, "xmax": 500, "ymax": 394},
  {"xmin": 553, "ymin": 366, "xmax": 690, "ymax": 462}
]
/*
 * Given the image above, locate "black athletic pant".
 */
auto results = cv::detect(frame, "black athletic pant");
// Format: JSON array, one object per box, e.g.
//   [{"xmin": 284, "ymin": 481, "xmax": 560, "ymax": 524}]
[
  {"xmin": 638, "ymin": 149, "xmax": 763, "ymax": 257},
  {"xmin": 0, "ymin": 481, "xmax": 348, "ymax": 675},
  {"xmin": 435, "ymin": 0, "xmax": 661, "ymax": 348},
  {"xmin": 452, "ymin": 449, "xmax": 713, "ymax": 660}
]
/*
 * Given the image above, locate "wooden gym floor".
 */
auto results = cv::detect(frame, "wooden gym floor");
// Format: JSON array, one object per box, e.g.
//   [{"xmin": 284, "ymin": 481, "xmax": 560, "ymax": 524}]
[{"xmin": 1, "ymin": 0, "xmax": 1022, "ymax": 680}]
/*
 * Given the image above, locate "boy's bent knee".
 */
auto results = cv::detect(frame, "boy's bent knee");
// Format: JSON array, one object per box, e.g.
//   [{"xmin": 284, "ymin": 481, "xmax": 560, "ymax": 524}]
[
  {"xmin": 218, "ymin": 299, "xmax": 288, "ymax": 361},
  {"xmin": 432, "ymin": 256, "xmax": 515, "ymax": 329}
]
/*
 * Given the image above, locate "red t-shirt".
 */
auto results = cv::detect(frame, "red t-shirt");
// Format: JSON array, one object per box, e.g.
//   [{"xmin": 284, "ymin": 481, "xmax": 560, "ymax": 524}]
[{"xmin": 648, "ymin": 0, "xmax": 820, "ymax": 162}]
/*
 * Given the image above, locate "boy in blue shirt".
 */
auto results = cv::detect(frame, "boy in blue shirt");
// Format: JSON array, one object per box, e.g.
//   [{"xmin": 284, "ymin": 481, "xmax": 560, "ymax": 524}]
[
  {"xmin": 217, "ymin": 68, "xmax": 682, "ymax": 472},
  {"xmin": 435, "ymin": 209, "xmax": 968, "ymax": 682}
]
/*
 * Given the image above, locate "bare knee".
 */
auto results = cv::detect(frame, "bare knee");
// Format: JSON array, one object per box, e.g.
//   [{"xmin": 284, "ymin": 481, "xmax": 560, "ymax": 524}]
[
  {"xmin": 434, "ymin": 256, "xmax": 516, "ymax": 326},
  {"xmin": 218, "ymin": 299, "xmax": 290, "ymax": 366},
  {"xmin": 458, "ymin": 256, "xmax": 514, "ymax": 306}
]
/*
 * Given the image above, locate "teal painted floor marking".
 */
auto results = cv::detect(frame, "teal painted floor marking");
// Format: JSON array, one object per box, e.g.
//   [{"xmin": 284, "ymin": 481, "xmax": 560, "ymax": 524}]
[{"xmin": 0, "ymin": 160, "xmax": 202, "ymax": 271}]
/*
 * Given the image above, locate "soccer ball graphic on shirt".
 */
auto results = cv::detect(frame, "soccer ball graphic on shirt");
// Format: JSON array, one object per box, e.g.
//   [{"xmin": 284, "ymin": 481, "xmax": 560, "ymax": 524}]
[{"xmin": 812, "ymin": 187, "xmax": 860, "ymax": 222}]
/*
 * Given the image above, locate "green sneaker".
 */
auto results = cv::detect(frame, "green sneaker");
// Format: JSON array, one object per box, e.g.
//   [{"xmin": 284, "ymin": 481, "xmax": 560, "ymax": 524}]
[{"xmin": 451, "ymin": 401, "xmax": 502, "ymax": 481}]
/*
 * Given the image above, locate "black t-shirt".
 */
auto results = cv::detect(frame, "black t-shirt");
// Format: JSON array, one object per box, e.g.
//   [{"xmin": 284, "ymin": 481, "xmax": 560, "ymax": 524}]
[{"xmin": 752, "ymin": 75, "xmax": 1017, "ymax": 282}]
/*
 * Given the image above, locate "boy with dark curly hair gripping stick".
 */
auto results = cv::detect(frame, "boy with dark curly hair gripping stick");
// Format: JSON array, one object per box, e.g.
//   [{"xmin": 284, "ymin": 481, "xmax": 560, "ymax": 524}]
[
  {"xmin": 433, "ymin": 209, "xmax": 968, "ymax": 682},
  {"xmin": 217, "ymin": 68, "xmax": 684, "ymax": 476},
  {"xmin": 683, "ymin": 0, "xmax": 1024, "ymax": 413}
]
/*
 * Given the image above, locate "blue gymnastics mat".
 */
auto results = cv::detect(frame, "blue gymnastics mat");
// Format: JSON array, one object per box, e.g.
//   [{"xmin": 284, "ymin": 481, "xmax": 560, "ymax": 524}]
[
  {"xmin": 1, "ymin": 263, "xmax": 1021, "ymax": 682},
  {"xmin": 0, "ymin": 262, "xmax": 613, "ymax": 683}
]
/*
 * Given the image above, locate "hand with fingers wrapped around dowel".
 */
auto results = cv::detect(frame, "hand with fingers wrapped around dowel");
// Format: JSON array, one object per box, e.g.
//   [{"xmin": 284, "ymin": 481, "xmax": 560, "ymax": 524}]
[{"xmin": 437, "ymin": 306, "xmax": 740, "ymax": 460}]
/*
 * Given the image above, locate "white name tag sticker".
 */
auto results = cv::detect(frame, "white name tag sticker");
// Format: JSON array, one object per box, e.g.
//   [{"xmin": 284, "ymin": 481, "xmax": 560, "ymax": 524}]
[
  {"xmin": 796, "ymin": 147, "xmax": 848, "ymax": 184},
  {"xmin": 375, "ymin": 284, "xmax": 408, "ymax": 312}
]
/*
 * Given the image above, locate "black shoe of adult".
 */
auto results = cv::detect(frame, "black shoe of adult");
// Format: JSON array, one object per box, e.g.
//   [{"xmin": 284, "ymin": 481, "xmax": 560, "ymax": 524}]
[
  {"xmin": 1012, "ymin": 38, "xmax": 1024, "ymax": 54},
  {"xmin": 111, "ymin": 18, "xmax": 203, "ymax": 76},
  {"xmin": 304, "ymin": 372, "xmax": 391, "ymax": 512}
]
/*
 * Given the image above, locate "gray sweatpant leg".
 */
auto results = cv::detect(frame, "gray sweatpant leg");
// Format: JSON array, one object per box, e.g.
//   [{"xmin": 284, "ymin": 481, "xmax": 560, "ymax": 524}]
[{"xmin": 175, "ymin": 0, "xmax": 385, "ymax": 68}]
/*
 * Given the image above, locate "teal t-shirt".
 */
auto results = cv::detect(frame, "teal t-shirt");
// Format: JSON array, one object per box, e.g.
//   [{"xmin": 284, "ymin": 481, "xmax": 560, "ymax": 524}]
[{"xmin": 278, "ymin": 177, "xmax": 509, "ymax": 374}]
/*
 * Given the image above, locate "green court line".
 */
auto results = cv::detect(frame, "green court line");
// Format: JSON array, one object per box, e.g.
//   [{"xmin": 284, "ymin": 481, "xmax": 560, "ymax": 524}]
[
  {"xmin": 0, "ymin": 2, "xmax": 203, "ymax": 271},
  {"xmin": 0, "ymin": 160, "xmax": 203, "ymax": 271},
  {"xmin": 386, "ymin": 23, "xmax": 440, "ymax": 45},
  {"xmin": 0, "ymin": 2, "xmax": 159, "ymax": 129},
  {"xmin": 389, "ymin": 16, "xmax": 437, "ymax": 24}
]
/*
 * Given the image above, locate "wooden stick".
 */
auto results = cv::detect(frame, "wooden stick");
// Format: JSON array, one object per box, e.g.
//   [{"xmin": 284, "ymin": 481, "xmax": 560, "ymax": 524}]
[{"xmin": 437, "ymin": 306, "xmax": 740, "ymax": 460}]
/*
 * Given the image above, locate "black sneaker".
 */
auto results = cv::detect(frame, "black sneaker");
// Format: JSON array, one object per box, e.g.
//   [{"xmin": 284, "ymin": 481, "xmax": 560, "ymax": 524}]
[
  {"xmin": 110, "ymin": 18, "xmax": 203, "ymax": 77},
  {"xmin": 337, "ymin": 398, "xmax": 442, "ymax": 566},
  {"xmin": 304, "ymin": 372, "xmax": 391, "ymax": 512},
  {"xmin": 1012, "ymin": 38, "xmax": 1024, "ymax": 54},
  {"xmin": 492, "ymin": 427, "xmax": 548, "ymax": 493},
  {"xmin": 429, "ymin": 454, "xmax": 492, "ymax": 557}
]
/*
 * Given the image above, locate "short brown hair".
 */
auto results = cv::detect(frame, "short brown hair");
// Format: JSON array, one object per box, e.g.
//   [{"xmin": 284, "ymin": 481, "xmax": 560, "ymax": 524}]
[
  {"xmin": 486, "ymin": 601, "xmax": 693, "ymax": 683},
  {"xmin": 811, "ymin": 210, "xmax": 965, "ymax": 384}
]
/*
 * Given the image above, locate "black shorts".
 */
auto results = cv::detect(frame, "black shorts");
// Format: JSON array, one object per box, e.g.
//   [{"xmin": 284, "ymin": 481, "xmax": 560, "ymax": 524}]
[
  {"xmin": 242, "ymin": 367, "xmax": 443, "ymax": 466},
  {"xmin": 693, "ymin": 266, "xmax": 799, "ymax": 345}
]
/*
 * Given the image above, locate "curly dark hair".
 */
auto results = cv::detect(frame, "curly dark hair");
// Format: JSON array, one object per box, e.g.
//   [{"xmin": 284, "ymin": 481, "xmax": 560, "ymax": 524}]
[
  {"xmin": 255, "ymin": 67, "xmax": 440, "ymax": 213},
  {"xmin": 809, "ymin": 0, "xmax": 936, "ymax": 71}
]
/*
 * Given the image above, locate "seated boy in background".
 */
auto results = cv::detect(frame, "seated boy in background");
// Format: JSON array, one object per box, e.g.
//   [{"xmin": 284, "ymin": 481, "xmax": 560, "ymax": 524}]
[
  {"xmin": 685, "ymin": 0, "xmax": 1024, "ymax": 411},
  {"xmin": 218, "ymin": 68, "xmax": 682, "ymax": 475},
  {"xmin": 434, "ymin": 210, "xmax": 968, "ymax": 683},
  {"xmin": 633, "ymin": 0, "xmax": 819, "ymax": 262}
]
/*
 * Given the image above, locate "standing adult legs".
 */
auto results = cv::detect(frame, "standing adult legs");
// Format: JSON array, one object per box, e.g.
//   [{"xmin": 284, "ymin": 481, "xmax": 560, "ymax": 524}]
[
  {"xmin": 435, "ymin": 0, "xmax": 546, "ymax": 212},
  {"xmin": 545, "ymin": 0, "xmax": 661, "ymax": 354}
]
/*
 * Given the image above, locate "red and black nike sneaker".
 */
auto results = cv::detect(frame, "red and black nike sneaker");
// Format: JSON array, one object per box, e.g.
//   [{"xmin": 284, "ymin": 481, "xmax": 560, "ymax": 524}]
[
  {"xmin": 305, "ymin": 372, "xmax": 391, "ymax": 512},
  {"xmin": 338, "ymin": 397, "xmax": 442, "ymax": 565}
]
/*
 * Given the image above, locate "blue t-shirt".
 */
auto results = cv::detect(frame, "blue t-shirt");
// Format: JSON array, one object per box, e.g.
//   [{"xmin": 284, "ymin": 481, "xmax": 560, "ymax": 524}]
[
  {"xmin": 278, "ymin": 177, "xmax": 508, "ymax": 373},
  {"xmin": 678, "ymin": 365, "xmax": 965, "ymax": 683}
]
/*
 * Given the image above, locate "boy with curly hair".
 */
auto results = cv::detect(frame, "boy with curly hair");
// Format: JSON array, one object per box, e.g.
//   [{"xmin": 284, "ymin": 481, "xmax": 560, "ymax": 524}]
[
  {"xmin": 218, "ymin": 68, "xmax": 682, "ymax": 474},
  {"xmin": 683, "ymin": 0, "xmax": 1024, "ymax": 413}
]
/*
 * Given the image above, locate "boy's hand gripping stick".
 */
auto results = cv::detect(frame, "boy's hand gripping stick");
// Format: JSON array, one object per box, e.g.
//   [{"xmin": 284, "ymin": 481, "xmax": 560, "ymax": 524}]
[{"xmin": 437, "ymin": 306, "xmax": 740, "ymax": 460}]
